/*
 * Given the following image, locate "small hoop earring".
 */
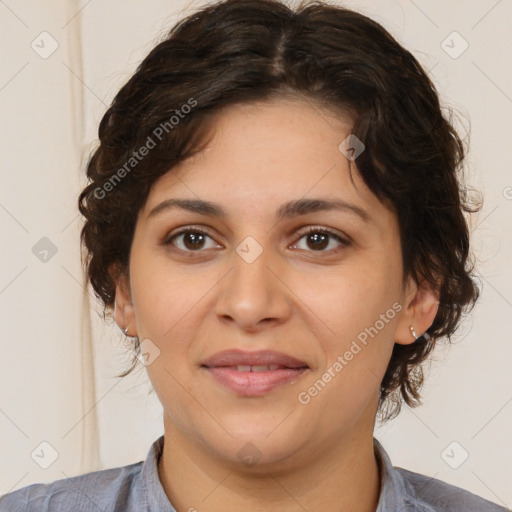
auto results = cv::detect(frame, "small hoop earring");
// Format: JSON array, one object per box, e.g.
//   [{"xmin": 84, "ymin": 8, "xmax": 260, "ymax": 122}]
[
  {"xmin": 123, "ymin": 327, "xmax": 129, "ymax": 336},
  {"xmin": 410, "ymin": 325, "xmax": 418, "ymax": 340}
]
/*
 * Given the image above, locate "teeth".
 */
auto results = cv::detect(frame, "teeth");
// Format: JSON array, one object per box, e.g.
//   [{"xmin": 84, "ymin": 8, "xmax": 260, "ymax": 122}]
[
  {"xmin": 252, "ymin": 365, "xmax": 269, "ymax": 372},
  {"xmin": 234, "ymin": 364, "xmax": 281, "ymax": 372}
]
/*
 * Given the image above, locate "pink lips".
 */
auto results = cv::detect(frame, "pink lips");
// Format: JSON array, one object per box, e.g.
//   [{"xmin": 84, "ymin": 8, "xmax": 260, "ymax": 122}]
[{"xmin": 201, "ymin": 349, "xmax": 309, "ymax": 397}]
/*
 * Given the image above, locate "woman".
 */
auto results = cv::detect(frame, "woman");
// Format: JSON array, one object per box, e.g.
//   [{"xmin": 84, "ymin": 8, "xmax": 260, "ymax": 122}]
[{"xmin": 1, "ymin": 0, "xmax": 507, "ymax": 510}]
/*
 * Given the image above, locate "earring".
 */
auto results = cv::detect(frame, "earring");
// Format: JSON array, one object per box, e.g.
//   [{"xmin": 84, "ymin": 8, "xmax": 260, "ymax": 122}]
[
  {"xmin": 123, "ymin": 327, "xmax": 129, "ymax": 336},
  {"xmin": 410, "ymin": 325, "xmax": 418, "ymax": 340}
]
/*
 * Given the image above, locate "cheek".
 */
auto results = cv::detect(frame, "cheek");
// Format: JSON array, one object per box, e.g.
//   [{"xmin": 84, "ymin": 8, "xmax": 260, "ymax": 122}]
[
  {"xmin": 130, "ymin": 248, "xmax": 195, "ymax": 338},
  {"xmin": 294, "ymin": 264, "xmax": 400, "ymax": 414},
  {"xmin": 130, "ymin": 255, "xmax": 219, "ymax": 381},
  {"xmin": 145, "ymin": 358, "xmax": 208, "ymax": 443},
  {"xmin": 297, "ymin": 263, "xmax": 399, "ymax": 349}
]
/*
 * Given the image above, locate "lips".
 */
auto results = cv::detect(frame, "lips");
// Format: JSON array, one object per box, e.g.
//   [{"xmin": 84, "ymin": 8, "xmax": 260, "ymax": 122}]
[
  {"xmin": 201, "ymin": 349, "xmax": 309, "ymax": 397},
  {"xmin": 202, "ymin": 349, "xmax": 308, "ymax": 369}
]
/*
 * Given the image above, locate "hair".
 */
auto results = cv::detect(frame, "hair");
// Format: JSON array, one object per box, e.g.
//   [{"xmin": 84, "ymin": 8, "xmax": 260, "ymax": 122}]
[{"xmin": 78, "ymin": 0, "xmax": 481, "ymax": 421}]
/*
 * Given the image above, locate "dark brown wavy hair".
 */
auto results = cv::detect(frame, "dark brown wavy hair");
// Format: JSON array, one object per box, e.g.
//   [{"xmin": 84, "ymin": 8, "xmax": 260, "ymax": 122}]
[{"xmin": 78, "ymin": 0, "xmax": 481, "ymax": 421}]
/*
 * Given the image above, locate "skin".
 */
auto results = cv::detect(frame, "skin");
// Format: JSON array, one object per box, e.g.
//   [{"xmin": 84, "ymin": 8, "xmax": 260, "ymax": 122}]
[{"xmin": 112, "ymin": 97, "xmax": 439, "ymax": 512}]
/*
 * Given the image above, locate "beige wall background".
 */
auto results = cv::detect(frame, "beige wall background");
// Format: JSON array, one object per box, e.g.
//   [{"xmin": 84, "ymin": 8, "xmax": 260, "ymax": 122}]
[{"xmin": 1, "ymin": 0, "xmax": 511, "ymax": 506}]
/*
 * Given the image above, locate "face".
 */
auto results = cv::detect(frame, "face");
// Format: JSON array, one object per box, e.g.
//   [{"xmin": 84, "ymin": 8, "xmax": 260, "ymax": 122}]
[{"xmin": 114, "ymin": 97, "xmax": 438, "ymax": 470}]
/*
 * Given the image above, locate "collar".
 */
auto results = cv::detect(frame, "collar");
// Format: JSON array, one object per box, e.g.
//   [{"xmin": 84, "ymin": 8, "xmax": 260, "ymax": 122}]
[
  {"xmin": 142, "ymin": 435, "xmax": 428, "ymax": 511},
  {"xmin": 374, "ymin": 437, "xmax": 435, "ymax": 511},
  {"xmin": 142, "ymin": 435, "xmax": 175, "ymax": 511}
]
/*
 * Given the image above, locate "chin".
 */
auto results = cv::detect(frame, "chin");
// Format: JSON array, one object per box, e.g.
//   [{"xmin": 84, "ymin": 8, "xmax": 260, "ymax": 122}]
[
  {"xmin": 218, "ymin": 439, "xmax": 304, "ymax": 473},
  {"xmin": 200, "ymin": 420, "xmax": 310, "ymax": 470}
]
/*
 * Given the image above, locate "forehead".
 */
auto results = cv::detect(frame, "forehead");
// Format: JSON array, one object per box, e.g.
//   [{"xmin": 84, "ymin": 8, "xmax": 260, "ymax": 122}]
[{"xmin": 141, "ymin": 98, "xmax": 393, "ymax": 228}]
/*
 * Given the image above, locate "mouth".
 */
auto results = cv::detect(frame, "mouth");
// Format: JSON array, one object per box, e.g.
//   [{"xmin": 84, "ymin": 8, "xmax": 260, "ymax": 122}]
[{"xmin": 201, "ymin": 349, "xmax": 309, "ymax": 397}]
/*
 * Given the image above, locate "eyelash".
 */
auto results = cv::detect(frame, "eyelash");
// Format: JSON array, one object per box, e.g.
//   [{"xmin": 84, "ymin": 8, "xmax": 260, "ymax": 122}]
[{"xmin": 163, "ymin": 225, "xmax": 351, "ymax": 255}]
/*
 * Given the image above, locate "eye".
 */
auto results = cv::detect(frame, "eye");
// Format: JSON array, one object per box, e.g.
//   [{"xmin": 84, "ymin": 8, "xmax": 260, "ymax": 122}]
[
  {"xmin": 291, "ymin": 226, "xmax": 351, "ymax": 253},
  {"xmin": 163, "ymin": 225, "xmax": 351, "ymax": 254},
  {"xmin": 164, "ymin": 227, "xmax": 221, "ymax": 252}
]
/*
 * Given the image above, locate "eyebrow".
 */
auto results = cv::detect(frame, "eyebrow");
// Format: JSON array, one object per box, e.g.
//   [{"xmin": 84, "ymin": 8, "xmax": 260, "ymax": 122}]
[{"xmin": 147, "ymin": 197, "xmax": 371, "ymax": 223}]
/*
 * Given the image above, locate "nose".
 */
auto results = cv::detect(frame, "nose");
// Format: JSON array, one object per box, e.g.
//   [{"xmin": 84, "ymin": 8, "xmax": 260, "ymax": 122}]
[{"xmin": 214, "ymin": 240, "xmax": 292, "ymax": 333}]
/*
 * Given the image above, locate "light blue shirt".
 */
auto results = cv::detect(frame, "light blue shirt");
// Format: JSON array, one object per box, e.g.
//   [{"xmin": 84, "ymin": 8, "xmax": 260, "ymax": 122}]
[{"xmin": 0, "ymin": 436, "xmax": 508, "ymax": 511}]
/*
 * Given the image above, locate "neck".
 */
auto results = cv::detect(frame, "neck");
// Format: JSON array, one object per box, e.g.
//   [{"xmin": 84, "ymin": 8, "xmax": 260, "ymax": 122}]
[{"xmin": 157, "ymin": 421, "xmax": 381, "ymax": 512}]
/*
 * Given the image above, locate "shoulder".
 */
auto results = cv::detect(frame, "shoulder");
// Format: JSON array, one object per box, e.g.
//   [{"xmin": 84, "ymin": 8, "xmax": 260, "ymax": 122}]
[
  {"xmin": 397, "ymin": 467, "xmax": 510, "ymax": 511},
  {"xmin": 0, "ymin": 461, "xmax": 144, "ymax": 512}
]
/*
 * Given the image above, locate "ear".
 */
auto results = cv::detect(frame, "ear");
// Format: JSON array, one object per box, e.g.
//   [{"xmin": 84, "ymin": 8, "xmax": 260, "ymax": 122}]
[
  {"xmin": 394, "ymin": 275, "xmax": 439, "ymax": 345},
  {"xmin": 109, "ymin": 263, "xmax": 137, "ymax": 337}
]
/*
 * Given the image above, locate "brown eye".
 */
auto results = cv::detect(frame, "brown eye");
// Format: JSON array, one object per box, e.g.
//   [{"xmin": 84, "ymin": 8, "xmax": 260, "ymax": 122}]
[
  {"xmin": 305, "ymin": 232, "xmax": 329, "ymax": 251},
  {"xmin": 165, "ymin": 228, "xmax": 220, "ymax": 252},
  {"xmin": 292, "ymin": 227, "xmax": 351, "ymax": 253}
]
